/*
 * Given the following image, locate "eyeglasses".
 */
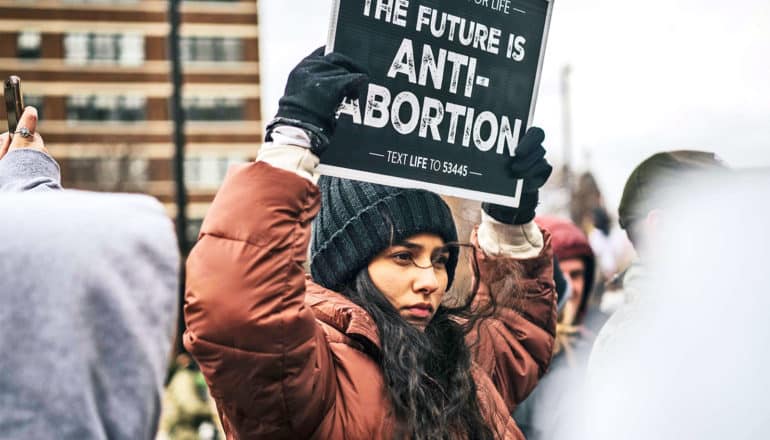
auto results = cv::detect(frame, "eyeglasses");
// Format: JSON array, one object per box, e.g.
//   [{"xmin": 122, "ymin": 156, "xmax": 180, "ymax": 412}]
[{"xmin": 389, "ymin": 242, "xmax": 479, "ymax": 299}]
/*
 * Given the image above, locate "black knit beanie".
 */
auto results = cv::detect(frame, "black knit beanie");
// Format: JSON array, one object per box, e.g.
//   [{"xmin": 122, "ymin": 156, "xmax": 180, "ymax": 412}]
[{"xmin": 310, "ymin": 176, "xmax": 459, "ymax": 291}]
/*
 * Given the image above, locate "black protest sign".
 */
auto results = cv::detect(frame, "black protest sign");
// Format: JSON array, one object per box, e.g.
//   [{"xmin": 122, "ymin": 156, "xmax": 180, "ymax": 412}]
[{"xmin": 322, "ymin": 0, "xmax": 553, "ymax": 206}]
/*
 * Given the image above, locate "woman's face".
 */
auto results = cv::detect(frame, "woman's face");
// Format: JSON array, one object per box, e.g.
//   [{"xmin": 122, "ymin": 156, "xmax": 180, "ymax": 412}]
[{"xmin": 367, "ymin": 233, "xmax": 449, "ymax": 331}]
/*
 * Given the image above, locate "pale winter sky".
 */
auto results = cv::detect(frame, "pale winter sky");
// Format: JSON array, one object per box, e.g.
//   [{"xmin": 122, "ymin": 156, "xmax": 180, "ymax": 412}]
[{"xmin": 259, "ymin": 0, "xmax": 770, "ymax": 210}]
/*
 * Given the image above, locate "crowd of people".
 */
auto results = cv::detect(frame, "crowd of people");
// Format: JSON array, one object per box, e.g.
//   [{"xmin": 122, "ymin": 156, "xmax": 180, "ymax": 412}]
[{"xmin": 1, "ymin": 47, "xmax": 764, "ymax": 440}]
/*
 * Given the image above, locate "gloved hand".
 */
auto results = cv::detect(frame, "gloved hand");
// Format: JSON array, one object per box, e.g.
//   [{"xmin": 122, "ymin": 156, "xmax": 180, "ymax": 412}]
[
  {"xmin": 265, "ymin": 47, "xmax": 369, "ymax": 154},
  {"xmin": 482, "ymin": 127, "xmax": 552, "ymax": 224}
]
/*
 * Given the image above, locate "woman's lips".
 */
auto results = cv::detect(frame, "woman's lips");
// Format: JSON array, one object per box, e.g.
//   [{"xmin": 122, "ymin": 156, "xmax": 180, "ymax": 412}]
[{"xmin": 402, "ymin": 304, "xmax": 433, "ymax": 319}]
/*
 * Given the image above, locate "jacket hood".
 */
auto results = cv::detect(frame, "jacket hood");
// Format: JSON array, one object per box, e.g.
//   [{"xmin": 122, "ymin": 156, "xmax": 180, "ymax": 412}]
[{"xmin": 0, "ymin": 190, "xmax": 179, "ymax": 439}]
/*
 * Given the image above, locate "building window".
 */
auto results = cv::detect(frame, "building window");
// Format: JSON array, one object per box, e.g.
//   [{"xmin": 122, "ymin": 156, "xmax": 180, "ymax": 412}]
[
  {"xmin": 67, "ymin": 95, "xmax": 146, "ymax": 122},
  {"xmin": 186, "ymin": 218, "xmax": 204, "ymax": 246},
  {"xmin": 63, "ymin": 0, "xmax": 139, "ymax": 3},
  {"xmin": 91, "ymin": 33, "xmax": 118, "ymax": 61},
  {"xmin": 17, "ymin": 31, "xmax": 41, "ymax": 59},
  {"xmin": 24, "ymin": 95, "xmax": 44, "ymax": 120},
  {"xmin": 64, "ymin": 33, "xmax": 88, "ymax": 64},
  {"xmin": 67, "ymin": 158, "xmax": 99, "ymax": 186},
  {"xmin": 120, "ymin": 33, "xmax": 144, "ymax": 66},
  {"xmin": 180, "ymin": 37, "xmax": 243, "ymax": 62},
  {"xmin": 96, "ymin": 157, "xmax": 149, "ymax": 189},
  {"xmin": 221, "ymin": 38, "xmax": 242, "ymax": 61},
  {"xmin": 65, "ymin": 32, "xmax": 144, "ymax": 65},
  {"xmin": 185, "ymin": 154, "xmax": 243, "ymax": 189},
  {"xmin": 183, "ymin": 97, "xmax": 244, "ymax": 121},
  {"xmin": 67, "ymin": 156, "xmax": 148, "ymax": 190}
]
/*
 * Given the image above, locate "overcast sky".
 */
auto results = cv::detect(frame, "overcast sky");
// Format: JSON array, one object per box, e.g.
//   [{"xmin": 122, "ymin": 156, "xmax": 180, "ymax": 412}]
[{"xmin": 259, "ymin": 0, "xmax": 770, "ymax": 209}]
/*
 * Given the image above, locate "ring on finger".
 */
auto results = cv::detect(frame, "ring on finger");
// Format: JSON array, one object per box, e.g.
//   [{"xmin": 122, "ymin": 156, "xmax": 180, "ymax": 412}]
[{"xmin": 14, "ymin": 127, "xmax": 34, "ymax": 139}]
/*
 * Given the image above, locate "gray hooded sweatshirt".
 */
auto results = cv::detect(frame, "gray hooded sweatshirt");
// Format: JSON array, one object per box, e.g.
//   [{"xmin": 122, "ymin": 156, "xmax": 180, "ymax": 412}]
[{"xmin": 0, "ymin": 149, "xmax": 180, "ymax": 439}]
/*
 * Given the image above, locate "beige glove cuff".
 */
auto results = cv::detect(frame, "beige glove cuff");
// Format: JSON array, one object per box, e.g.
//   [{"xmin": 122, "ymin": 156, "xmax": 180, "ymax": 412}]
[
  {"xmin": 477, "ymin": 210, "xmax": 544, "ymax": 259},
  {"xmin": 256, "ymin": 126, "xmax": 318, "ymax": 182},
  {"xmin": 256, "ymin": 143, "xmax": 319, "ymax": 182}
]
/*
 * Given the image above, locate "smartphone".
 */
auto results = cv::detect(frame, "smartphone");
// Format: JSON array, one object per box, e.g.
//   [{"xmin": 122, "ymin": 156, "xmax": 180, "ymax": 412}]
[{"xmin": 4, "ymin": 75, "xmax": 25, "ymax": 137}]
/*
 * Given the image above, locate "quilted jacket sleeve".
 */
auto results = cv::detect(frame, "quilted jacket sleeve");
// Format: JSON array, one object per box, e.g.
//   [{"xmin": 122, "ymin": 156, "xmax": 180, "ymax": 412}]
[
  {"xmin": 468, "ymin": 228, "xmax": 557, "ymax": 414},
  {"xmin": 183, "ymin": 161, "xmax": 335, "ymax": 439}
]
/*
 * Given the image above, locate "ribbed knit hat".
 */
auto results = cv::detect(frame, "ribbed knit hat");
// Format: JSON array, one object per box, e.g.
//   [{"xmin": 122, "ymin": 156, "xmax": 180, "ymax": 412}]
[{"xmin": 310, "ymin": 176, "xmax": 458, "ymax": 291}]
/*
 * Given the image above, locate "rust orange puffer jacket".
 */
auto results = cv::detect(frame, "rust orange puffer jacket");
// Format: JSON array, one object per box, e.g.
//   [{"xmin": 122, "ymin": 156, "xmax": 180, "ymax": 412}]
[{"xmin": 184, "ymin": 162, "xmax": 557, "ymax": 439}]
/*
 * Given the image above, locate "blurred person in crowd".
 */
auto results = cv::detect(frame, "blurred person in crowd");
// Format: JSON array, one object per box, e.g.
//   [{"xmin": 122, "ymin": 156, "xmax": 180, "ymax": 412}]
[
  {"xmin": 157, "ymin": 354, "xmax": 223, "ymax": 440},
  {"xmin": 588, "ymin": 150, "xmax": 728, "ymax": 370},
  {"xmin": 514, "ymin": 215, "xmax": 599, "ymax": 439},
  {"xmin": 587, "ymin": 207, "xmax": 635, "ymax": 314},
  {"xmin": 589, "ymin": 207, "xmax": 633, "ymax": 282},
  {"xmin": 0, "ymin": 108, "xmax": 180, "ymax": 439},
  {"xmin": 537, "ymin": 215, "xmax": 602, "ymax": 341},
  {"xmin": 552, "ymin": 255, "xmax": 572, "ymax": 313},
  {"xmin": 589, "ymin": 208, "xmax": 613, "ymax": 274},
  {"xmin": 183, "ymin": 48, "xmax": 557, "ymax": 439},
  {"xmin": 581, "ymin": 169, "xmax": 770, "ymax": 440}
]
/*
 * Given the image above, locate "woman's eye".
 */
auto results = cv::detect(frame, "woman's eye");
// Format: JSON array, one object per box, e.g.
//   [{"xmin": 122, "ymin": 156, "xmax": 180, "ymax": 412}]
[
  {"xmin": 391, "ymin": 252, "xmax": 414, "ymax": 265},
  {"xmin": 432, "ymin": 254, "xmax": 450, "ymax": 268}
]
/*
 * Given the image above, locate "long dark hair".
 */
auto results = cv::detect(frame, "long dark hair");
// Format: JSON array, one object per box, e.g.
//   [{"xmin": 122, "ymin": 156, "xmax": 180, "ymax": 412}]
[{"xmin": 344, "ymin": 265, "xmax": 497, "ymax": 440}]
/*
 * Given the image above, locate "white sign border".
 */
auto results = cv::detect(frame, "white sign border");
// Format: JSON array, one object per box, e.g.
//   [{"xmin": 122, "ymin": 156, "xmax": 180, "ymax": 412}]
[
  {"xmin": 325, "ymin": 0, "xmax": 554, "ymax": 207},
  {"xmin": 528, "ymin": 0, "xmax": 555, "ymax": 128},
  {"xmin": 317, "ymin": 164, "xmax": 524, "ymax": 207}
]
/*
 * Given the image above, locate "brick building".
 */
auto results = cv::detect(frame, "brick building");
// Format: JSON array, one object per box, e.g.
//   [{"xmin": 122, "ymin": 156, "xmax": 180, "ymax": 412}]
[{"xmin": 0, "ymin": 0, "xmax": 261, "ymax": 244}]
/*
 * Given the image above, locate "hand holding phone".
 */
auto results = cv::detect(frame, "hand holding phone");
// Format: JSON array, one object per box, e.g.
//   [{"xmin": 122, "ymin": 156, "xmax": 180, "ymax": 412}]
[
  {"xmin": 4, "ymin": 75, "xmax": 25, "ymax": 137},
  {"xmin": 1, "ymin": 77, "xmax": 47, "ymax": 160}
]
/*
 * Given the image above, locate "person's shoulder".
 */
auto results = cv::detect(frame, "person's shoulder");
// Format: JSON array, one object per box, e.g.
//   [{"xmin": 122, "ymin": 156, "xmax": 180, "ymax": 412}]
[
  {"xmin": 68, "ymin": 190, "xmax": 167, "ymax": 220},
  {"xmin": 587, "ymin": 299, "xmax": 645, "ymax": 378},
  {"xmin": 0, "ymin": 190, "xmax": 178, "ymax": 285},
  {"xmin": 1, "ymin": 190, "xmax": 167, "ymax": 225}
]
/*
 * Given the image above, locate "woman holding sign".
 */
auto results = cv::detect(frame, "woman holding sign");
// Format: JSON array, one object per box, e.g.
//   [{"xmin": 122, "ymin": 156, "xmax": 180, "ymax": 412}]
[{"xmin": 184, "ymin": 48, "xmax": 556, "ymax": 439}]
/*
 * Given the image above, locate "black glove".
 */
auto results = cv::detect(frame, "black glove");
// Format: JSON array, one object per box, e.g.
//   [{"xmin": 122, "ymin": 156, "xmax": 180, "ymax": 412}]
[
  {"xmin": 265, "ymin": 47, "xmax": 369, "ymax": 154},
  {"xmin": 482, "ymin": 127, "xmax": 553, "ymax": 224}
]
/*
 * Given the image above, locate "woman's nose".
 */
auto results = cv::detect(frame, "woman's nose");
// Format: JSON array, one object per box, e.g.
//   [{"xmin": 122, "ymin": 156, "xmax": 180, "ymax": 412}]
[{"xmin": 412, "ymin": 265, "xmax": 440, "ymax": 294}]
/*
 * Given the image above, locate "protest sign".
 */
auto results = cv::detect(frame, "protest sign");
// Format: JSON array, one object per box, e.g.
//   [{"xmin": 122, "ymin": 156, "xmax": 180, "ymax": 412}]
[{"xmin": 323, "ymin": 0, "xmax": 553, "ymax": 206}]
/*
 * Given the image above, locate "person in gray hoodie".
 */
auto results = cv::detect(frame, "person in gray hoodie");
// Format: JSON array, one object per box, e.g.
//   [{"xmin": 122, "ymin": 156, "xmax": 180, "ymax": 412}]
[{"xmin": 0, "ymin": 107, "xmax": 180, "ymax": 439}]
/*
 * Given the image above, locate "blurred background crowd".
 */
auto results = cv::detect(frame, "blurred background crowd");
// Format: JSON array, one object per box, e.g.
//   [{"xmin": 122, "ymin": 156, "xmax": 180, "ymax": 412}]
[{"xmin": 2, "ymin": 0, "xmax": 768, "ymax": 439}]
